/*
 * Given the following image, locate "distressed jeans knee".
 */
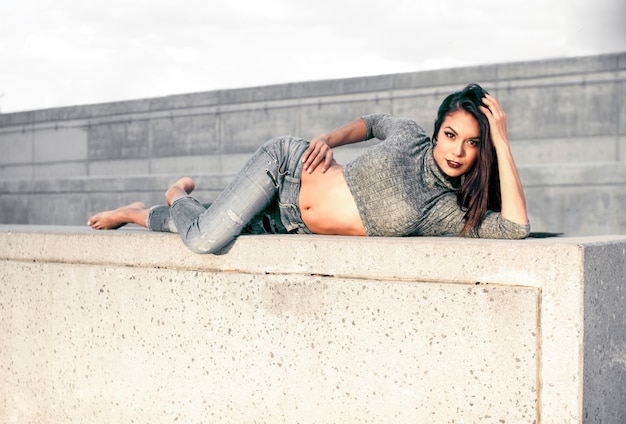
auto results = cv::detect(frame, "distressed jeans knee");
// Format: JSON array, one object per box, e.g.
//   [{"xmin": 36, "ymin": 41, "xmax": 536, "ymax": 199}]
[{"xmin": 169, "ymin": 136, "xmax": 311, "ymax": 254}]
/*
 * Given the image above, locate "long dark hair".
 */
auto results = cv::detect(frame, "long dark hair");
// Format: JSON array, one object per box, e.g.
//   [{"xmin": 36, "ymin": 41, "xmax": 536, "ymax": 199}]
[{"xmin": 432, "ymin": 84, "xmax": 501, "ymax": 235}]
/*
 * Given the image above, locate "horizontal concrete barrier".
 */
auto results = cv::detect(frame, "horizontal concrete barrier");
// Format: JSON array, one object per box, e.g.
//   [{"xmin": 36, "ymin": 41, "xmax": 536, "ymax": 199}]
[{"xmin": 1, "ymin": 226, "xmax": 624, "ymax": 423}]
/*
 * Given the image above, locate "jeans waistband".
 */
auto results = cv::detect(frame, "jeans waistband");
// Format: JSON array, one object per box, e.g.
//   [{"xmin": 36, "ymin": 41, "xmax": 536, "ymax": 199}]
[{"xmin": 265, "ymin": 136, "xmax": 311, "ymax": 234}]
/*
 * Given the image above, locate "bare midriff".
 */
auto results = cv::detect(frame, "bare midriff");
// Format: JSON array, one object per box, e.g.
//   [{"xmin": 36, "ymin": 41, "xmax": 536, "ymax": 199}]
[{"xmin": 299, "ymin": 160, "xmax": 367, "ymax": 236}]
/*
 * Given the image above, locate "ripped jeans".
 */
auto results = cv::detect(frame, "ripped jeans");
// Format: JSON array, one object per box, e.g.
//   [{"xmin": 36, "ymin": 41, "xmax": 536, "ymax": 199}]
[{"xmin": 145, "ymin": 136, "xmax": 312, "ymax": 254}]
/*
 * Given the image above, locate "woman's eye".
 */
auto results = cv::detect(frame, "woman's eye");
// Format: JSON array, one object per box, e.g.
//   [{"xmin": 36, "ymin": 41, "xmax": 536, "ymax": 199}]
[
  {"xmin": 468, "ymin": 139, "xmax": 479, "ymax": 147},
  {"xmin": 445, "ymin": 132, "xmax": 455, "ymax": 139}
]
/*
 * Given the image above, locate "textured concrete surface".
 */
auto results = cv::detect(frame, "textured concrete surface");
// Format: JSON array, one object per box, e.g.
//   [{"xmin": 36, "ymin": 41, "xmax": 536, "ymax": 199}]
[
  {"xmin": 582, "ymin": 241, "xmax": 626, "ymax": 422},
  {"xmin": 1, "ymin": 226, "xmax": 625, "ymax": 422},
  {"xmin": 1, "ymin": 53, "xmax": 625, "ymax": 235}
]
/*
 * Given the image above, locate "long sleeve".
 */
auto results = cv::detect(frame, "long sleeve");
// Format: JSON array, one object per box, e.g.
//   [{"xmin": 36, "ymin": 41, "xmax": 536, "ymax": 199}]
[
  {"xmin": 361, "ymin": 114, "xmax": 426, "ymax": 143},
  {"xmin": 419, "ymin": 194, "xmax": 530, "ymax": 239}
]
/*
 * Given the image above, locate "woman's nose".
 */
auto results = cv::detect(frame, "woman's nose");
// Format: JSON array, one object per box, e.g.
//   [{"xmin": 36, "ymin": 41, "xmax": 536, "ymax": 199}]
[{"xmin": 452, "ymin": 141, "xmax": 465, "ymax": 157}]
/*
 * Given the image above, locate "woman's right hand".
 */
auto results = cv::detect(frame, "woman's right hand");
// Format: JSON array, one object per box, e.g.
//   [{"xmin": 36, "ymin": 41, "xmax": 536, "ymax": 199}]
[{"xmin": 302, "ymin": 135, "xmax": 334, "ymax": 173}]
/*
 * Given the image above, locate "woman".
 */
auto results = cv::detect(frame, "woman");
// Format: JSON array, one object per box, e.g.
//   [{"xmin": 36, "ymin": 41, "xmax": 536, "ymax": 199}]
[{"xmin": 87, "ymin": 84, "xmax": 529, "ymax": 254}]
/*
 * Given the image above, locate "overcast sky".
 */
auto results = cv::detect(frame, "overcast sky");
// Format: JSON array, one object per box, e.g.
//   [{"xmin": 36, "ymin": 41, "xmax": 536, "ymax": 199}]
[{"xmin": 0, "ymin": 0, "xmax": 624, "ymax": 113}]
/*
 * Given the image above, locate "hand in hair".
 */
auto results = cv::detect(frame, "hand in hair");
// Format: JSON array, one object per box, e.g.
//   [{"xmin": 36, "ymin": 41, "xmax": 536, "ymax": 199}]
[{"xmin": 480, "ymin": 94, "xmax": 509, "ymax": 149}]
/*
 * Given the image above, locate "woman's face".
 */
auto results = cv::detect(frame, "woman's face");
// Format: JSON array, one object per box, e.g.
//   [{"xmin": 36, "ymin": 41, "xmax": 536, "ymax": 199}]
[{"xmin": 433, "ymin": 110, "xmax": 481, "ymax": 178}]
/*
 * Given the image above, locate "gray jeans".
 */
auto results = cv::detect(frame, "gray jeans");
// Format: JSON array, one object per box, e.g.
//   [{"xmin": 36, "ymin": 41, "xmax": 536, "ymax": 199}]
[{"xmin": 146, "ymin": 136, "xmax": 312, "ymax": 254}]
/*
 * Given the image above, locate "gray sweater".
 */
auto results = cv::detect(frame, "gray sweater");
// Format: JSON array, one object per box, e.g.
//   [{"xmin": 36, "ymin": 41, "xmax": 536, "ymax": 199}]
[{"xmin": 342, "ymin": 114, "xmax": 530, "ymax": 239}]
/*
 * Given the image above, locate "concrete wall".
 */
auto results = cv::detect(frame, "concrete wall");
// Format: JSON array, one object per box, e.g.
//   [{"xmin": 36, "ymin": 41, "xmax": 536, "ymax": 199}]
[
  {"xmin": 1, "ymin": 53, "xmax": 625, "ymax": 235},
  {"xmin": 1, "ymin": 226, "xmax": 624, "ymax": 422}
]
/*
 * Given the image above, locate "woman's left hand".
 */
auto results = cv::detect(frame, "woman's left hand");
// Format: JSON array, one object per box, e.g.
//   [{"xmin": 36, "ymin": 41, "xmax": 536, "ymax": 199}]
[
  {"xmin": 480, "ymin": 93, "xmax": 529, "ymax": 226},
  {"xmin": 480, "ymin": 94, "xmax": 509, "ymax": 150}
]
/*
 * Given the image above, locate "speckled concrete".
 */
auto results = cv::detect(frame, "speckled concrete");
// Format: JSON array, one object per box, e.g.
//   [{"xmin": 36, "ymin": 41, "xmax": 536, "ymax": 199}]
[{"xmin": 0, "ymin": 226, "xmax": 625, "ymax": 423}]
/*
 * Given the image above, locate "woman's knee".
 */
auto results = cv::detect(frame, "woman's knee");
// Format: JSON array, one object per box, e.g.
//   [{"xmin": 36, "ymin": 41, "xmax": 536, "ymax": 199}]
[
  {"xmin": 183, "ymin": 234, "xmax": 229, "ymax": 255},
  {"xmin": 180, "ymin": 215, "xmax": 243, "ymax": 254},
  {"xmin": 260, "ymin": 135, "xmax": 301, "ymax": 157},
  {"xmin": 262, "ymin": 135, "xmax": 287, "ymax": 148}
]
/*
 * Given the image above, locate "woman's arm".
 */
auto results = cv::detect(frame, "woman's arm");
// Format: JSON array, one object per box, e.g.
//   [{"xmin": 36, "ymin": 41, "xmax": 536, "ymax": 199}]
[
  {"xmin": 481, "ymin": 94, "xmax": 529, "ymax": 226},
  {"xmin": 302, "ymin": 118, "xmax": 368, "ymax": 173}
]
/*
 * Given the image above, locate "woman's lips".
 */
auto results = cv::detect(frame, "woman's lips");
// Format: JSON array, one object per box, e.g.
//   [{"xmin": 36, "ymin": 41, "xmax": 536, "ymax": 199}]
[{"xmin": 446, "ymin": 159, "xmax": 461, "ymax": 169}]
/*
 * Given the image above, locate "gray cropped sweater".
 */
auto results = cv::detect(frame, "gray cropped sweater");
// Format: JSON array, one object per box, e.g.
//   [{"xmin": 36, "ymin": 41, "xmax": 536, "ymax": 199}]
[{"xmin": 342, "ymin": 114, "xmax": 530, "ymax": 239}]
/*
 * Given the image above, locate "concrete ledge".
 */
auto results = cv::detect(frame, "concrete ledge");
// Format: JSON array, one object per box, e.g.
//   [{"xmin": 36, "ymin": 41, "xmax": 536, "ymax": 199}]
[{"xmin": 1, "ymin": 226, "xmax": 625, "ymax": 422}]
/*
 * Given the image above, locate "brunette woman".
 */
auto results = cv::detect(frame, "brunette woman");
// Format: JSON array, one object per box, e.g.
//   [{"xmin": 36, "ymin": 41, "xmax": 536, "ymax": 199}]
[{"xmin": 88, "ymin": 84, "xmax": 529, "ymax": 254}]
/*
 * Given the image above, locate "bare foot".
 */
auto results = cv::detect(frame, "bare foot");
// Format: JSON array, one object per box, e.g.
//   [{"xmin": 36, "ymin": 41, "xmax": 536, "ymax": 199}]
[
  {"xmin": 166, "ymin": 177, "xmax": 196, "ymax": 206},
  {"xmin": 87, "ymin": 202, "xmax": 148, "ymax": 230}
]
